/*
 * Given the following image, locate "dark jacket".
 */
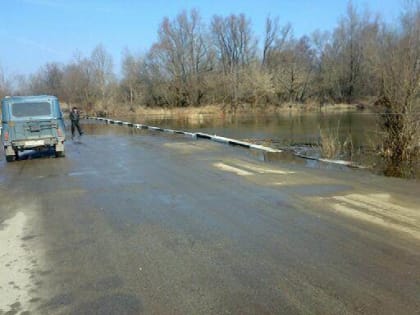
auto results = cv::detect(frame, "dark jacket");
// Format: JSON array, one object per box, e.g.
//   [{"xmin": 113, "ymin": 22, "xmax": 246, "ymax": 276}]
[{"xmin": 70, "ymin": 110, "xmax": 80, "ymax": 122}]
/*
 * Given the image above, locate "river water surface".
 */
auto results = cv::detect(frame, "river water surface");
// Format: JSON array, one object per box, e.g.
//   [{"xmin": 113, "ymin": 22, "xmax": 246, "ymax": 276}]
[{"xmin": 114, "ymin": 110, "xmax": 418, "ymax": 178}]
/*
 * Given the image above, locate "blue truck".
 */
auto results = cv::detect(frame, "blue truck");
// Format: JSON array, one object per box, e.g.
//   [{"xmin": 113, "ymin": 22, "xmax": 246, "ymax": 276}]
[{"xmin": 1, "ymin": 95, "xmax": 66, "ymax": 162}]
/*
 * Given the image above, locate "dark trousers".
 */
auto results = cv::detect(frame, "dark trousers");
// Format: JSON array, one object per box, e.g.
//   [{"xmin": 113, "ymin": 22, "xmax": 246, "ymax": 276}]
[{"xmin": 71, "ymin": 120, "xmax": 83, "ymax": 137}]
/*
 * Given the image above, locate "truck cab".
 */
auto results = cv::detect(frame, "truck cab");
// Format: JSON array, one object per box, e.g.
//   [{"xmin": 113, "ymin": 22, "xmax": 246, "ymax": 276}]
[{"xmin": 1, "ymin": 95, "xmax": 66, "ymax": 162}]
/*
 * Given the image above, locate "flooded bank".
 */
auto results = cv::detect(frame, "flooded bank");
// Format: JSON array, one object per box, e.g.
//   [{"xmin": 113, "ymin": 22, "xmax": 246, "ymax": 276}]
[
  {"xmin": 108, "ymin": 111, "xmax": 418, "ymax": 179},
  {"xmin": 85, "ymin": 119, "xmax": 391, "ymax": 181},
  {"xmin": 116, "ymin": 110, "xmax": 375, "ymax": 147}
]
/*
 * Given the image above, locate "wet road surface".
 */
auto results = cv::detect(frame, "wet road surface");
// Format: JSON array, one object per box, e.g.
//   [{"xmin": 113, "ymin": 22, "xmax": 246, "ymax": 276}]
[{"xmin": 1, "ymin": 123, "xmax": 420, "ymax": 314}]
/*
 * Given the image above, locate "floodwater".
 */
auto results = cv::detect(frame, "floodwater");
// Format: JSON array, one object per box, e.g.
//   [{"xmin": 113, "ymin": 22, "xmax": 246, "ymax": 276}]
[
  {"xmin": 121, "ymin": 110, "xmax": 378, "ymax": 149},
  {"xmin": 116, "ymin": 110, "xmax": 417, "ymax": 177}
]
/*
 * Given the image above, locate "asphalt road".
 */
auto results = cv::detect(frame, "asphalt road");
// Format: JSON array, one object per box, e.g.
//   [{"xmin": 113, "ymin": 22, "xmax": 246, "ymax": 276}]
[{"xmin": 1, "ymin": 122, "xmax": 420, "ymax": 315}]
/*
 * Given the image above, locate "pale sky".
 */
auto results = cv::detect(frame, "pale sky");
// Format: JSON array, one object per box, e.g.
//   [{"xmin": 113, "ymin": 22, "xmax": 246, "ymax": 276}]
[{"xmin": 0, "ymin": 0, "xmax": 403, "ymax": 76}]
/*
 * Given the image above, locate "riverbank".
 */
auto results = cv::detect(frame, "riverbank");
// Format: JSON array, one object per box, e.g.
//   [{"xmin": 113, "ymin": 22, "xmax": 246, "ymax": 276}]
[{"xmin": 90, "ymin": 103, "xmax": 363, "ymax": 118}]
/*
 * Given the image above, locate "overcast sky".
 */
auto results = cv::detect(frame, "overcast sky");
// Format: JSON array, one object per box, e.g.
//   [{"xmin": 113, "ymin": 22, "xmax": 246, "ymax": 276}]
[{"xmin": 0, "ymin": 0, "xmax": 403, "ymax": 76}]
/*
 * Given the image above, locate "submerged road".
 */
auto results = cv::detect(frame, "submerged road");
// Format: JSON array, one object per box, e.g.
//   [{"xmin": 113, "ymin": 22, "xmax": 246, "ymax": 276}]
[{"xmin": 1, "ymin": 123, "xmax": 420, "ymax": 314}]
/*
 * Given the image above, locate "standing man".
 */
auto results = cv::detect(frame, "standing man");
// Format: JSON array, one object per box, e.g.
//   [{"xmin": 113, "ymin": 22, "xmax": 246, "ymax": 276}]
[{"xmin": 69, "ymin": 107, "xmax": 84, "ymax": 139}]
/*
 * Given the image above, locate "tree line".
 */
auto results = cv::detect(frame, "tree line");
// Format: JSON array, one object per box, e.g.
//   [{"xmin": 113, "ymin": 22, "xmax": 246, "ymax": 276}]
[{"xmin": 0, "ymin": 2, "xmax": 418, "ymax": 115}]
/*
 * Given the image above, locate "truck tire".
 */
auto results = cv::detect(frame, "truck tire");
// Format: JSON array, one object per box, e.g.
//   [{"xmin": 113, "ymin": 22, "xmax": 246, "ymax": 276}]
[
  {"xmin": 6, "ymin": 155, "xmax": 14, "ymax": 162},
  {"xmin": 55, "ymin": 149, "xmax": 65, "ymax": 158}
]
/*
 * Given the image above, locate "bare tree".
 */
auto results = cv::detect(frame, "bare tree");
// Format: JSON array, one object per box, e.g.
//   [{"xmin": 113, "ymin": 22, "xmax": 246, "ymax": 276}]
[
  {"xmin": 121, "ymin": 49, "xmax": 146, "ymax": 108},
  {"xmin": 211, "ymin": 13, "xmax": 257, "ymax": 108},
  {"xmin": 239, "ymin": 61, "xmax": 274, "ymax": 107},
  {"xmin": 148, "ymin": 9, "xmax": 212, "ymax": 106},
  {"xmin": 310, "ymin": 30, "xmax": 333, "ymax": 105},
  {"xmin": 90, "ymin": 44, "xmax": 115, "ymax": 107},
  {"xmin": 25, "ymin": 62, "xmax": 64, "ymax": 99},
  {"xmin": 268, "ymin": 36, "xmax": 315, "ymax": 104},
  {"xmin": 262, "ymin": 16, "xmax": 292, "ymax": 68},
  {"xmin": 0, "ymin": 66, "xmax": 12, "ymax": 98},
  {"xmin": 11, "ymin": 74, "xmax": 30, "ymax": 96},
  {"xmin": 61, "ymin": 55, "xmax": 97, "ymax": 112},
  {"xmin": 326, "ymin": 2, "xmax": 380, "ymax": 103},
  {"xmin": 211, "ymin": 14, "xmax": 256, "ymax": 74},
  {"xmin": 374, "ymin": 1, "xmax": 420, "ymax": 176}
]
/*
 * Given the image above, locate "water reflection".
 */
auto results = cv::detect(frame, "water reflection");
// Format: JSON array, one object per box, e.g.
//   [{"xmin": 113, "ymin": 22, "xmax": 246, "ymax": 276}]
[
  {"xmin": 116, "ymin": 111, "xmax": 378, "ymax": 146},
  {"xmin": 116, "ymin": 111, "xmax": 379, "ymax": 159}
]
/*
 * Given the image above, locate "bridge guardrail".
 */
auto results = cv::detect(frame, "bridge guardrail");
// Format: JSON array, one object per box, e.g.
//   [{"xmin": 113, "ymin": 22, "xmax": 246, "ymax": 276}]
[{"xmin": 87, "ymin": 116, "xmax": 282, "ymax": 153}]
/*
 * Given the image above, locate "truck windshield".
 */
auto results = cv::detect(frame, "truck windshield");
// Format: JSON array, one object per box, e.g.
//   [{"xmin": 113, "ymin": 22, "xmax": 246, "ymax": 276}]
[{"xmin": 12, "ymin": 102, "xmax": 51, "ymax": 117}]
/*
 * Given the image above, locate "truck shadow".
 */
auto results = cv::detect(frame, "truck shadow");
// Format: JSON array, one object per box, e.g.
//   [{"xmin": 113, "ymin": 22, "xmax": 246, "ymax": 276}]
[{"xmin": 15, "ymin": 148, "xmax": 58, "ymax": 161}]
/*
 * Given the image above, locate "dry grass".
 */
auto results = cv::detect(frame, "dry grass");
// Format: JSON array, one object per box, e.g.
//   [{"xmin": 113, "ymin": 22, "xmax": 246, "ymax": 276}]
[{"xmin": 319, "ymin": 126, "xmax": 342, "ymax": 159}]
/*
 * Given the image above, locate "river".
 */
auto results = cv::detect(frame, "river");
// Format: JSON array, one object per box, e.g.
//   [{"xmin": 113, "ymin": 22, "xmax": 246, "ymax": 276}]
[{"xmin": 114, "ymin": 110, "xmax": 418, "ymax": 179}]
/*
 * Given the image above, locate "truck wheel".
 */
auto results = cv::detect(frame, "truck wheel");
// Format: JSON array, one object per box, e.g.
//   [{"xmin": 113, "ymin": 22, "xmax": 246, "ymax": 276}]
[
  {"xmin": 55, "ymin": 143, "xmax": 65, "ymax": 158},
  {"xmin": 6, "ymin": 155, "xmax": 14, "ymax": 162},
  {"xmin": 55, "ymin": 149, "xmax": 65, "ymax": 158}
]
